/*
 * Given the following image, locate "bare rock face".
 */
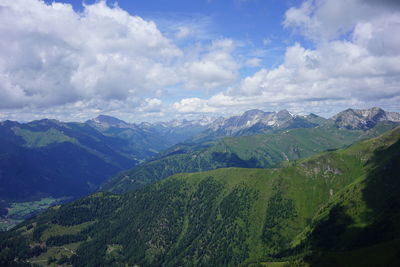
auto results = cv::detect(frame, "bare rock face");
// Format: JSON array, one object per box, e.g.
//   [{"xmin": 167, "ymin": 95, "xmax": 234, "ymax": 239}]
[
  {"xmin": 331, "ymin": 107, "xmax": 400, "ymax": 130},
  {"xmin": 207, "ymin": 109, "xmax": 319, "ymax": 136}
]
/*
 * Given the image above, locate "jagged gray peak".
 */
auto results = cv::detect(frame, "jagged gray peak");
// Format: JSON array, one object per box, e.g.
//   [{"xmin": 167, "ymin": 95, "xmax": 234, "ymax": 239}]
[
  {"xmin": 331, "ymin": 107, "xmax": 400, "ymax": 130},
  {"xmin": 207, "ymin": 109, "xmax": 316, "ymax": 136}
]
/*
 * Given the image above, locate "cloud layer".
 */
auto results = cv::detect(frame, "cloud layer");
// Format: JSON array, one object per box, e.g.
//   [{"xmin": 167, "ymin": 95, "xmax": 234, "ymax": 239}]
[
  {"xmin": 0, "ymin": 0, "xmax": 239, "ymax": 119},
  {"xmin": 0, "ymin": 0, "xmax": 399, "ymax": 121}
]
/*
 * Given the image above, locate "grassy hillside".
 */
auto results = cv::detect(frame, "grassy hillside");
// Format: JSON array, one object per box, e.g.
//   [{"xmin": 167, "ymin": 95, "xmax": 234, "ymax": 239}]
[
  {"xmin": 1, "ymin": 127, "xmax": 399, "ymax": 266},
  {"xmin": 102, "ymin": 122, "xmax": 396, "ymax": 193},
  {"xmin": 292, "ymin": 126, "xmax": 400, "ymax": 266}
]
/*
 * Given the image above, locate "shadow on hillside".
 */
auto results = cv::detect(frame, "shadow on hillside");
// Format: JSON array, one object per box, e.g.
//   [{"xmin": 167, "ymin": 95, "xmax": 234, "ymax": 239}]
[{"xmin": 305, "ymin": 138, "xmax": 400, "ymax": 266}]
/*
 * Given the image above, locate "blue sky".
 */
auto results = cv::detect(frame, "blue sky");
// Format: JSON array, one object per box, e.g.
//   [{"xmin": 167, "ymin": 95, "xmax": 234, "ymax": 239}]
[{"xmin": 1, "ymin": 0, "xmax": 400, "ymax": 122}]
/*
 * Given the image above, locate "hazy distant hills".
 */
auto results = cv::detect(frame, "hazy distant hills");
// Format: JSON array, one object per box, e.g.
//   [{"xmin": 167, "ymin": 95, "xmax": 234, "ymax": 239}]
[
  {"xmin": 86, "ymin": 114, "xmax": 212, "ymax": 151},
  {"xmin": 2, "ymin": 125, "xmax": 398, "ymax": 266},
  {"xmin": 0, "ymin": 119, "xmax": 132, "ymax": 201},
  {"xmin": 0, "ymin": 116, "xmax": 210, "ymax": 203}
]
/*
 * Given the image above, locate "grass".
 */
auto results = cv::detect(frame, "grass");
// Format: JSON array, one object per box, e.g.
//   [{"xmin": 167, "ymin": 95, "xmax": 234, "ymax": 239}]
[
  {"xmin": 28, "ymin": 242, "xmax": 81, "ymax": 266},
  {"xmin": 41, "ymin": 221, "xmax": 95, "ymax": 240}
]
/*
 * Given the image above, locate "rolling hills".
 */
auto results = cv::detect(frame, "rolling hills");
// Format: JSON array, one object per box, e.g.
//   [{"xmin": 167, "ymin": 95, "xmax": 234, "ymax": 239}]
[{"xmin": 1, "ymin": 126, "xmax": 399, "ymax": 266}]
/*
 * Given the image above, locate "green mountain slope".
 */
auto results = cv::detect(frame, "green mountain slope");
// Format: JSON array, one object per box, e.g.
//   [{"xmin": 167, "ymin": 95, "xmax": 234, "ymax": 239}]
[
  {"xmin": 1, "ymin": 127, "xmax": 399, "ymax": 266},
  {"xmin": 291, "ymin": 126, "xmax": 400, "ymax": 266},
  {"xmin": 102, "ymin": 122, "xmax": 396, "ymax": 193}
]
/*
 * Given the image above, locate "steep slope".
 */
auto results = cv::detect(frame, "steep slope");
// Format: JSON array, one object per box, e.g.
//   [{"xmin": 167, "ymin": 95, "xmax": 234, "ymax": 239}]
[
  {"xmin": 289, "ymin": 127, "xmax": 400, "ymax": 266},
  {"xmin": 1, "ymin": 127, "xmax": 398, "ymax": 266},
  {"xmin": 102, "ymin": 122, "xmax": 396, "ymax": 193}
]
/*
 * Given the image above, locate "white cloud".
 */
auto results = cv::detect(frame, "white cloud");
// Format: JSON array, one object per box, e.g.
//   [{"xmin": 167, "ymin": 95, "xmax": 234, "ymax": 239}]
[
  {"xmin": 173, "ymin": 97, "xmax": 217, "ymax": 113},
  {"xmin": 174, "ymin": 0, "xmax": 400, "ymax": 116},
  {"xmin": 245, "ymin": 58, "xmax": 262, "ymax": 67},
  {"xmin": 263, "ymin": 38, "xmax": 272, "ymax": 46},
  {"xmin": 0, "ymin": 0, "xmax": 183, "ymax": 110},
  {"xmin": 181, "ymin": 39, "xmax": 239, "ymax": 90},
  {"xmin": 176, "ymin": 26, "xmax": 191, "ymax": 39},
  {"xmin": 138, "ymin": 98, "xmax": 163, "ymax": 112}
]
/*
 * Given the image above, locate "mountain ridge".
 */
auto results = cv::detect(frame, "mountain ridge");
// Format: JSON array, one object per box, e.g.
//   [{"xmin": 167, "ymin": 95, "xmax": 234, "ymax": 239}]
[{"xmin": 332, "ymin": 107, "xmax": 400, "ymax": 130}]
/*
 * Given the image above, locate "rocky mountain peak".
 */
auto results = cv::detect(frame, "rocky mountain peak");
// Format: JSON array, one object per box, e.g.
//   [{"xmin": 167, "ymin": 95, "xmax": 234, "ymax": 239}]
[
  {"xmin": 94, "ymin": 115, "xmax": 128, "ymax": 126},
  {"xmin": 276, "ymin": 109, "xmax": 293, "ymax": 120},
  {"xmin": 332, "ymin": 107, "xmax": 400, "ymax": 130},
  {"xmin": 206, "ymin": 108, "xmax": 316, "ymax": 136}
]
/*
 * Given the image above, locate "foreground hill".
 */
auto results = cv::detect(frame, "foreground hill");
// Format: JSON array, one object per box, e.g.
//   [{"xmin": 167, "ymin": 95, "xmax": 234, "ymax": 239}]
[
  {"xmin": 102, "ymin": 121, "xmax": 396, "ymax": 193},
  {"xmin": 1, "ymin": 127, "xmax": 399, "ymax": 266}
]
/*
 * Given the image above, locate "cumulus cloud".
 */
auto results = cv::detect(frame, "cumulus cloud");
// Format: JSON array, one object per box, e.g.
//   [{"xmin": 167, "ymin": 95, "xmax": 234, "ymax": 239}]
[
  {"xmin": 0, "ymin": 0, "xmax": 184, "ymax": 110},
  {"xmin": 138, "ymin": 98, "xmax": 163, "ymax": 112},
  {"xmin": 174, "ymin": 0, "xmax": 400, "ymax": 116},
  {"xmin": 245, "ymin": 58, "xmax": 262, "ymax": 67},
  {"xmin": 0, "ymin": 0, "xmax": 241, "ymax": 119},
  {"xmin": 181, "ymin": 39, "xmax": 239, "ymax": 90}
]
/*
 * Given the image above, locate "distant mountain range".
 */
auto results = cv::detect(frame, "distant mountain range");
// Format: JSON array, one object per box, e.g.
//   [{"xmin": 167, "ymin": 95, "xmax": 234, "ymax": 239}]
[
  {"xmin": 203, "ymin": 109, "xmax": 317, "ymax": 137},
  {"xmin": 207, "ymin": 106, "xmax": 400, "ymax": 136},
  {"xmin": 102, "ymin": 107, "xmax": 400, "ymax": 193}
]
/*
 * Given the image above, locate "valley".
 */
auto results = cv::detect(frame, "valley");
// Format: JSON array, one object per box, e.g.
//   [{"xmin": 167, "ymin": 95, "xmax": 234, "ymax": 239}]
[{"xmin": 0, "ymin": 120, "xmax": 399, "ymax": 266}]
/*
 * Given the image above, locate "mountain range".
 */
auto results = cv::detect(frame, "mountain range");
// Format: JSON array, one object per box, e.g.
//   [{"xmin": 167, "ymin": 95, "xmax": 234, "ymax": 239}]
[
  {"xmin": 0, "ymin": 107, "xmax": 400, "ymax": 262},
  {"xmin": 0, "ymin": 114, "xmax": 215, "ymax": 201},
  {"xmin": 1, "ymin": 108, "xmax": 399, "ymax": 223},
  {"xmin": 102, "ymin": 107, "xmax": 400, "ymax": 193},
  {"xmin": 1, "ymin": 124, "xmax": 399, "ymax": 266},
  {"xmin": 0, "ymin": 115, "xmax": 213, "ymax": 230}
]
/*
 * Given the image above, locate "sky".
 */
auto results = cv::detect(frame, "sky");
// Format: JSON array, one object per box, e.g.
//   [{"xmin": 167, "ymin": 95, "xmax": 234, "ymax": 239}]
[{"xmin": 0, "ymin": 0, "xmax": 400, "ymax": 122}]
